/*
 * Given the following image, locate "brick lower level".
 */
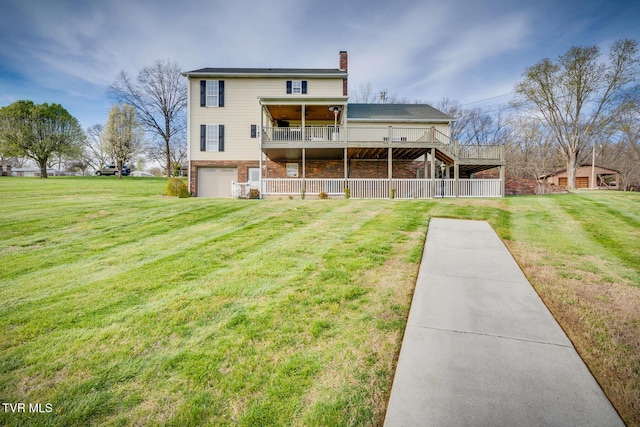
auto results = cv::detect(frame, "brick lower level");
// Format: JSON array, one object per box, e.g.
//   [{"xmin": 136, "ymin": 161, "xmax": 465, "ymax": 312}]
[
  {"xmin": 189, "ymin": 160, "xmax": 260, "ymax": 195},
  {"xmin": 265, "ymin": 159, "xmax": 427, "ymax": 179}
]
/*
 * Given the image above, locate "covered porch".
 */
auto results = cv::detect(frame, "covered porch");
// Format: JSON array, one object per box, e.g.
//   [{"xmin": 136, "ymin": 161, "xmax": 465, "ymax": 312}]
[{"xmin": 253, "ymin": 98, "xmax": 505, "ymax": 199}]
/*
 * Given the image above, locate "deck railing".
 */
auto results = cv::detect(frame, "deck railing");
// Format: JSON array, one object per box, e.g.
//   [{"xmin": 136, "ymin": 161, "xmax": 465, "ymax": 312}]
[
  {"xmin": 458, "ymin": 145, "xmax": 503, "ymax": 160},
  {"xmin": 259, "ymin": 178, "xmax": 502, "ymax": 198},
  {"xmin": 261, "ymin": 125, "xmax": 504, "ymax": 161},
  {"xmin": 262, "ymin": 126, "xmax": 456, "ymax": 145},
  {"xmin": 262, "ymin": 126, "xmax": 342, "ymax": 142}
]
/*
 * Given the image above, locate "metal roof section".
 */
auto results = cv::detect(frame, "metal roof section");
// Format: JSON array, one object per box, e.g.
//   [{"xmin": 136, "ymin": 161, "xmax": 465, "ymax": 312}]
[{"xmin": 347, "ymin": 103, "xmax": 454, "ymax": 123}]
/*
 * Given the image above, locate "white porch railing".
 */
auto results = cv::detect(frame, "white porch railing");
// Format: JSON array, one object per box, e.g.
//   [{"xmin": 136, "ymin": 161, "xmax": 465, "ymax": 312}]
[
  {"xmin": 305, "ymin": 178, "xmax": 345, "ymax": 195},
  {"xmin": 262, "ymin": 178, "xmax": 304, "ymax": 194},
  {"xmin": 259, "ymin": 178, "xmax": 502, "ymax": 198},
  {"xmin": 393, "ymin": 179, "xmax": 433, "ymax": 199},
  {"xmin": 458, "ymin": 179, "xmax": 502, "ymax": 197},
  {"xmin": 349, "ymin": 179, "xmax": 390, "ymax": 199},
  {"xmin": 262, "ymin": 126, "xmax": 342, "ymax": 142},
  {"xmin": 231, "ymin": 181, "xmax": 261, "ymax": 198}
]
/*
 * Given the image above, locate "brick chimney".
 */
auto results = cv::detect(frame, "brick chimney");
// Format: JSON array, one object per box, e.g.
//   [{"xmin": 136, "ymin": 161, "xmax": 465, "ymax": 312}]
[{"xmin": 339, "ymin": 51, "xmax": 348, "ymax": 96}]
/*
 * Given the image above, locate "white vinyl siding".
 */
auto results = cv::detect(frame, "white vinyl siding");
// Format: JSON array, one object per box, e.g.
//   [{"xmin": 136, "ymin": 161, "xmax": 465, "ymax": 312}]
[{"xmin": 189, "ymin": 76, "xmax": 343, "ymax": 160}]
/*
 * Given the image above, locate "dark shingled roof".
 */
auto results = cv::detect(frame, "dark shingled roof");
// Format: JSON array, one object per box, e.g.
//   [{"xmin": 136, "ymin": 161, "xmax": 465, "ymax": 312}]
[
  {"xmin": 347, "ymin": 104, "xmax": 453, "ymax": 122},
  {"xmin": 183, "ymin": 68, "xmax": 346, "ymax": 76}
]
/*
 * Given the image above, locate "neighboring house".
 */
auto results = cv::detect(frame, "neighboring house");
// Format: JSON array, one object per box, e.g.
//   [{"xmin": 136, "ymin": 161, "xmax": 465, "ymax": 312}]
[
  {"xmin": 10, "ymin": 168, "xmax": 66, "ymax": 177},
  {"xmin": 542, "ymin": 164, "xmax": 620, "ymax": 189},
  {"xmin": 183, "ymin": 51, "xmax": 505, "ymax": 198}
]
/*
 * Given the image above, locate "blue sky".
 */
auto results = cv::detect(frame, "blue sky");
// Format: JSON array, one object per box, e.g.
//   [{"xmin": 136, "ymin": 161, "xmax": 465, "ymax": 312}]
[{"xmin": 1, "ymin": 0, "xmax": 639, "ymax": 129}]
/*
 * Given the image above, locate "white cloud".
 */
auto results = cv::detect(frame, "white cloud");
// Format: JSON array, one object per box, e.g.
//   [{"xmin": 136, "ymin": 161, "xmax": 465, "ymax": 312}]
[{"xmin": 1, "ymin": 0, "xmax": 639, "ymax": 128}]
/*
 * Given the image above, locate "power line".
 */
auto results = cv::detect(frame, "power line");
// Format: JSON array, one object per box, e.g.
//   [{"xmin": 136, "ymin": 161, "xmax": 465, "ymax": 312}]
[{"xmin": 460, "ymin": 92, "xmax": 515, "ymax": 107}]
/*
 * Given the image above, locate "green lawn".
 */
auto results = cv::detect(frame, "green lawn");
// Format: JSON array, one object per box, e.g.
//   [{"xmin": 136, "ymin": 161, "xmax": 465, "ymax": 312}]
[{"xmin": 1, "ymin": 177, "xmax": 638, "ymax": 426}]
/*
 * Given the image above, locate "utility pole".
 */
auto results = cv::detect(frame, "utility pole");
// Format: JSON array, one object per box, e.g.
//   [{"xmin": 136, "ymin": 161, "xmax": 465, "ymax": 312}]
[{"xmin": 591, "ymin": 145, "xmax": 596, "ymax": 189}]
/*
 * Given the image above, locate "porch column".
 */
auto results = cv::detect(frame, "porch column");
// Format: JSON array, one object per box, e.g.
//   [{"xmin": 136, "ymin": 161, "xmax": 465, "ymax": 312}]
[
  {"xmin": 259, "ymin": 104, "xmax": 264, "ymax": 198},
  {"xmin": 430, "ymin": 148, "xmax": 436, "ymax": 197},
  {"xmin": 344, "ymin": 147, "xmax": 348, "ymax": 180},
  {"xmin": 454, "ymin": 163, "xmax": 459, "ymax": 197},
  {"xmin": 388, "ymin": 147, "xmax": 393, "ymax": 198},
  {"xmin": 301, "ymin": 104, "xmax": 306, "ymax": 141},
  {"xmin": 424, "ymin": 154, "xmax": 428, "ymax": 179},
  {"xmin": 500, "ymin": 165, "xmax": 505, "ymax": 197}
]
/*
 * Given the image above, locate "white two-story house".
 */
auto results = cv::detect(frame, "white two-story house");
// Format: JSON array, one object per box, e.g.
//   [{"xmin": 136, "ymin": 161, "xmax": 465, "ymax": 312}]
[{"xmin": 183, "ymin": 52, "xmax": 505, "ymax": 198}]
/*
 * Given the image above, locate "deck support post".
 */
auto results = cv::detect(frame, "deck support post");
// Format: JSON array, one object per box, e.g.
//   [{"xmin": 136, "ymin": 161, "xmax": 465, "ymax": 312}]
[
  {"xmin": 259, "ymin": 106, "xmax": 264, "ymax": 198},
  {"xmin": 500, "ymin": 165, "xmax": 505, "ymax": 197},
  {"xmin": 388, "ymin": 147, "xmax": 393, "ymax": 198},
  {"xmin": 430, "ymin": 148, "xmax": 436, "ymax": 197},
  {"xmin": 302, "ymin": 148, "xmax": 306, "ymax": 195},
  {"xmin": 344, "ymin": 147, "xmax": 348, "ymax": 191}
]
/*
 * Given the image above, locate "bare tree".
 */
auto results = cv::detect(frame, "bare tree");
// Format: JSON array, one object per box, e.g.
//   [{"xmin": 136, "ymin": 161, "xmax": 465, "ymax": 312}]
[
  {"xmin": 435, "ymin": 99, "xmax": 511, "ymax": 146},
  {"xmin": 506, "ymin": 117, "xmax": 558, "ymax": 180},
  {"xmin": 146, "ymin": 132, "xmax": 187, "ymax": 176},
  {"xmin": 514, "ymin": 39, "xmax": 639, "ymax": 188},
  {"xmin": 110, "ymin": 60, "xmax": 187, "ymax": 177},
  {"xmin": 608, "ymin": 91, "xmax": 640, "ymax": 189},
  {"xmin": 102, "ymin": 104, "xmax": 142, "ymax": 179},
  {"xmin": 83, "ymin": 124, "xmax": 110, "ymax": 172}
]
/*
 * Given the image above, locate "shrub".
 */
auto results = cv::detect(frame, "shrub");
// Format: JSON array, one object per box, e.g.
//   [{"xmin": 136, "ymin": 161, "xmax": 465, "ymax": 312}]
[
  {"xmin": 318, "ymin": 191, "xmax": 329, "ymax": 199},
  {"xmin": 301, "ymin": 189, "xmax": 306, "ymax": 200},
  {"xmin": 390, "ymin": 188, "xmax": 396, "ymax": 199},
  {"xmin": 344, "ymin": 187, "xmax": 350, "ymax": 199},
  {"xmin": 248, "ymin": 188, "xmax": 260, "ymax": 199},
  {"xmin": 165, "ymin": 178, "xmax": 190, "ymax": 198}
]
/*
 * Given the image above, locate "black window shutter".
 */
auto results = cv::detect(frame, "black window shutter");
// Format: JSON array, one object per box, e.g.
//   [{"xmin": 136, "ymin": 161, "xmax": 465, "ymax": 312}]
[
  {"xmin": 302, "ymin": 81, "xmax": 307, "ymax": 94},
  {"xmin": 218, "ymin": 81, "xmax": 224, "ymax": 107},
  {"xmin": 200, "ymin": 81, "xmax": 206, "ymax": 107},
  {"xmin": 286, "ymin": 80, "xmax": 292, "ymax": 94},
  {"xmin": 218, "ymin": 125, "xmax": 225, "ymax": 151},
  {"xmin": 250, "ymin": 125, "xmax": 257, "ymax": 138},
  {"xmin": 200, "ymin": 125, "xmax": 206, "ymax": 151}
]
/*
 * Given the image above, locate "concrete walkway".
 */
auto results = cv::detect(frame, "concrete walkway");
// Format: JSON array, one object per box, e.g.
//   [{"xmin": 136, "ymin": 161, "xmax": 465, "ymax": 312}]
[{"xmin": 384, "ymin": 218, "xmax": 623, "ymax": 427}]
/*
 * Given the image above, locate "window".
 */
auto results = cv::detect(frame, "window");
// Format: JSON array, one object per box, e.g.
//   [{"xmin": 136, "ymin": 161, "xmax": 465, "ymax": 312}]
[
  {"xmin": 200, "ymin": 80, "xmax": 224, "ymax": 107},
  {"xmin": 286, "ymin": 80, "xmax": 307, "ymax": 94},
  {"xmin": 248, "ymin": 167, "xmax": 260, "ymax": 183},
  {"xmin": 200, "ymin": 124, "xmax": 225, "ymax": 152},
  {"xmin": 206, "ymin": 125, "xmax": 219, "ymax": 151},
  {"xmin": 286, "ymin": 163, "xmax": 299, "ymax": 177},
  {"xmin": 206, "ymin": 81, "xmax": 218, "ymax": 106}
]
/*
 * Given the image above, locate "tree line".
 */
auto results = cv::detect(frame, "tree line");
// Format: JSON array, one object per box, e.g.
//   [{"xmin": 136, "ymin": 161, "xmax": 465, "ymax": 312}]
[
  {"xmin": 1, "ymin": 41, "xmax": 638, "ymax": 188},
  {"xmin": 0, "ymin": 60, "xmax": 186, "ymax": 179},
  {"xmin": 353, "ymin": 39, "xmax": 640, "ymax": 189}
]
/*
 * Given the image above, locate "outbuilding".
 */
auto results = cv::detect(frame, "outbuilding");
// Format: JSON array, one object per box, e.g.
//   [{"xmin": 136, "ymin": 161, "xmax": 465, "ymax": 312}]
[{"xmin": 542, "ymin": 164, "xmax": 620, "ymax": 189}]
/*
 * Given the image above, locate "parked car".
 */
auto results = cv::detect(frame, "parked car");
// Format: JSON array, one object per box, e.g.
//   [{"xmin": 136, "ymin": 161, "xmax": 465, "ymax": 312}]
[{"xmin": 95, "ymin": 165, "xmax": 131, "ymax": 176}]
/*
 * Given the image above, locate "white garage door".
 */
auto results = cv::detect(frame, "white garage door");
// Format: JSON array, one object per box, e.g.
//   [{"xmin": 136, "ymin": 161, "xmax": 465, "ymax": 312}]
[{"xmin": 197, "ymin": 167, "xmax": 238, "ymax": 197}]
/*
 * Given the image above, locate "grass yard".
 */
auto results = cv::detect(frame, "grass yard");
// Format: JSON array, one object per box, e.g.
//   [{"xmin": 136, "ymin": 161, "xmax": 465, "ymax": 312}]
[{"xmin": 0, "ymin": 177, "xmax": 639, "ymax": 426}]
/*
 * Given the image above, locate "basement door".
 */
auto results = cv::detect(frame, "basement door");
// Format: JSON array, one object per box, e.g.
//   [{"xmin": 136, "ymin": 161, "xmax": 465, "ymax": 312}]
[{"xmin": 197, "ymin": 167, "xmax": 238, "ymax": 197}]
